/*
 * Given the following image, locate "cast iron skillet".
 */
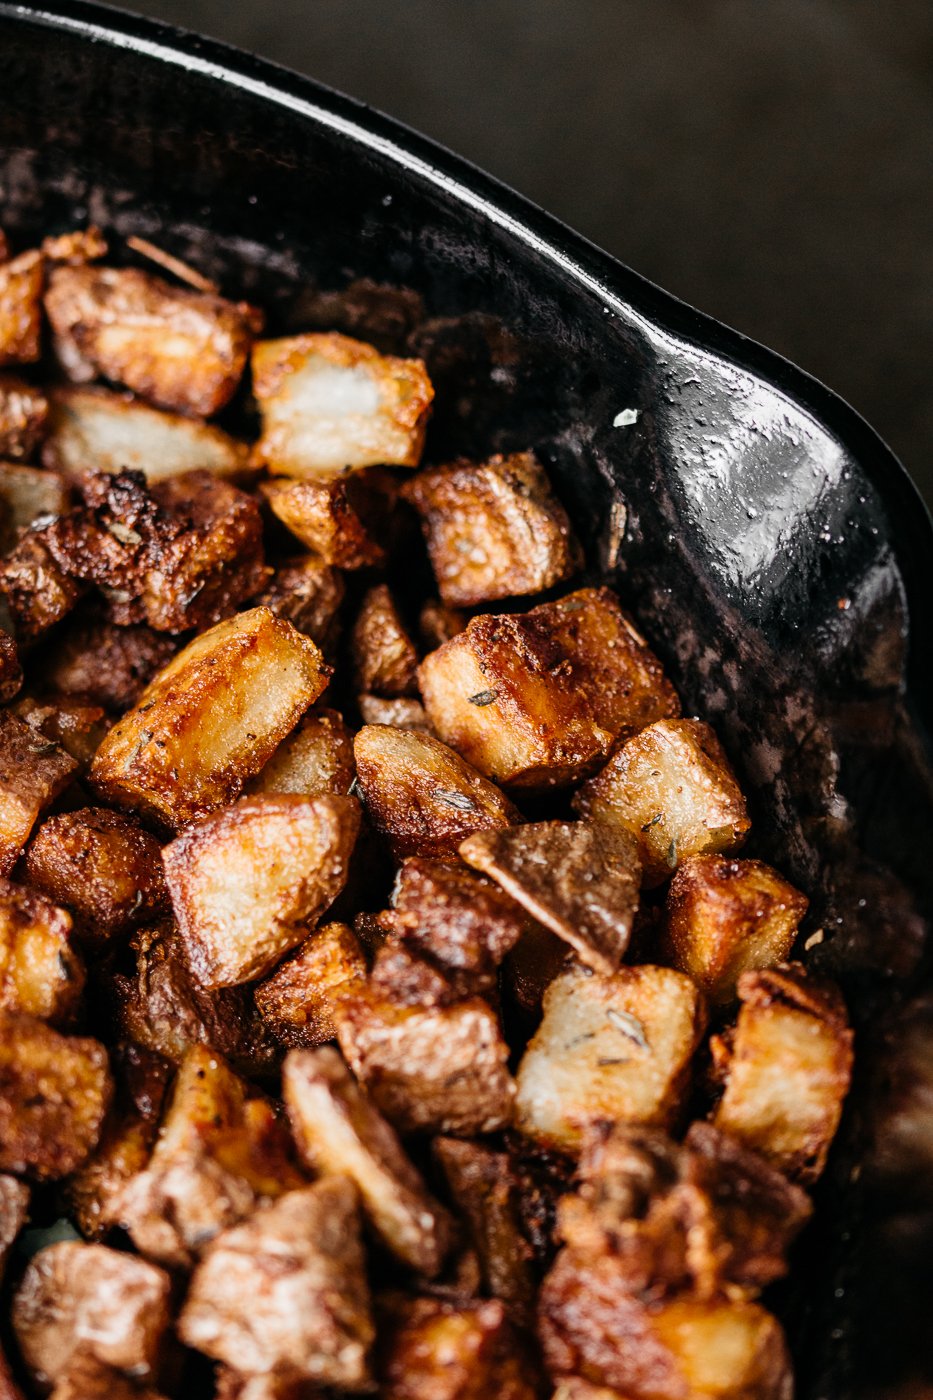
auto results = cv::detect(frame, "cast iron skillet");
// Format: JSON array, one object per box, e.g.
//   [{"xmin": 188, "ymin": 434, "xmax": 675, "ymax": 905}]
[{"xmin": 1, "ymin": 4, "xmax": 932, "ymax": 1395}]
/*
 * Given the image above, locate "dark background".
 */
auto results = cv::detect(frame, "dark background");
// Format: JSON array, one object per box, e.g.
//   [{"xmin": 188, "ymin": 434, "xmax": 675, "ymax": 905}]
[{"xmin": 128, "ymin": 0, "xmax": 933, "ymax": 505}]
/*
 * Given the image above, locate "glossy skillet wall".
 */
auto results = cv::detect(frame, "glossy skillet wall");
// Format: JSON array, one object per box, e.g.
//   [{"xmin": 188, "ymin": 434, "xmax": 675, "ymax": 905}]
[{"xmin": 1, "ymin": 3, "xmax": 932, "ymax": 1394}]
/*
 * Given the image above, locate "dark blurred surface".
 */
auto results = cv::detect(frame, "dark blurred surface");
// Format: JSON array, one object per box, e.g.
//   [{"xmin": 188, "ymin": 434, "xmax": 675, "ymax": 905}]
[{"xmin": 128, "ymin": 0, "xmax": 933, "ymax": 503}]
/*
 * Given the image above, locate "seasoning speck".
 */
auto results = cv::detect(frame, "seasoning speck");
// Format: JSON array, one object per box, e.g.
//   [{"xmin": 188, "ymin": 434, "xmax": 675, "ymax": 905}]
[
  {"xmin": 606, "ymin": 1008, "xmax": 649, "ymax": 1050},
  {"xmin": 468, "ymin": 689, "xmax": 498, "ymax": 707},
  {"xmin": 436, "ymin": 790, "xmax": 478, "ymax": 812}
]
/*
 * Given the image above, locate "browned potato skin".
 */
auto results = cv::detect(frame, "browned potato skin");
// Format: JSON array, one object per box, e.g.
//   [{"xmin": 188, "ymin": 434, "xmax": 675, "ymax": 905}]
[
  {"xmin": 26, "ymin": 807, "xmax": 167, "ymax": 944},
  {"xmin": 37, "ymin": 613, "xmax": 178, "ymax": 711},
  {"xmin": 255, "ymin": 921, "xmax": 366, "ymax": 1049},
  {"xmin": 0, "ymin": 1174, "xmax": 29, "ymax": 1276},
  {"xmin": 0, "ymin": 711, "xmax": 77, "ymax": 873},
  {"xmin": 248, "ymin": 707, "xmax": 355, "ymax": 799},
  {"xmin": 0, "ymin": 877, "xmax": 85, "ymax": 1023},
  {"xmin": 711, "ymin": 963, "xmax": 853, "ymax": 1184},
  {"xmin": 48, "ymin": 1354, "xmax": 169, "ymax": 1400},
  {"xmin": 13, "ymin": 694, "xmax": 109, "ymax": 766},
  {"xmin": 0, "ymin": 374, "xmax": 49, "ymax": 460},
  {"xmin": 574, "ymin": 718, "xmax": 751, "ymax": 885},
  {"xmin": 661, "ymin": 856, "xmax": 808, "ymax": 1004},
  {"xmin": 261, "ymin": 474, "xmax": 386, "ymax": 568},
  {"xmin": 44, "ymin": 264, "xmax": 253, "ymax": 416},
  {"xmin": 354, "ymin": 724, "xmax": 519, "ymax": 860},
  {"xmin": 403, "ymin": 451, "xmax": 580, "ymax": 607},
  {"xmin": 90, "ymin": 607, "xmax": 329, "ymax": 829},
  {"xmin": 376, "ymin": 1294, "xmax": 539, "ymax": 1400},
  {"xmin": 12, "ymin": 1240, "xmax": 171, "ymax": 1387},
  {"xmin": 0, "ymin": 528, "xmax": 84, "ymax": 642},
  {"xmin": 178, "ymin": 1179, "xmax": 375, "ymax": 1388},
  {"xmin": 257, "ymin": 554, "xmax": 345, "ymax": 653},
  {"xmin": 419, "ymin": 598, "xmax": 467, "ymax": 650},
  {"xmin": 0, "ymin": 250, "xmax": 43, "ymax": 366},
  {"xmin": 351, "ymin": 583, "xmax": 420, "ymax": 697},
  {"xmin": 359, "ymin": 693, "xmax": 433, "ymax": 730},
  {"xmin": 391, "ymin": 857, "xmax": 527, "ymax": 976}
]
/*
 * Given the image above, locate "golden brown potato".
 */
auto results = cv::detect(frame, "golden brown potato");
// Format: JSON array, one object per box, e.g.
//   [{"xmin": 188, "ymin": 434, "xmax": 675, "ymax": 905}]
[
  {"xmin": 179, "ymin": 1179, "xmax": 374, "ymax": 1388},
  {"xmin": 0, "ymin": 528, "xmax": 83, "ymax": 641},
  {"xmin": 252, "ymin": 332, "xmax": 433, "ymax": 478},
  {"xmin": 164, "ymin": 793, "xmax": 360, "ymax": 988},
  {"xmin": 711, "ymin": 963, "xmax": 853, "ymax": 1183},
  {"xmin": 661, "ymin": 856, "xmax": 808, "ymax": 1004},
  {"xmin": 515, "ymin": 964, "xmax": 706, "ymax": 1153},
  {"xmin": 255, "ymin": 921, "xmax": 366, "ymax": 1049},
  {"xmin": 249, "ymin": 707, "xmax": 354, "ymax": 799},
  {"xmin": 358, "ymin": 694, "xmax": 433, "ymax": 730},
  {"xmin": 459, "ymin": 820, "xmax": 641, "ymax": 974},
  {"xmin": 41, "ymin": 226, "xmax": 108, "ymax": 266},
  {"xmin": 0, "ymin": 374, "xmax": 48, "ymax": 461},
  {"xmin": 257, "ymin": 554, "xmax": 345, "ymax": 652},
  {"xmin": 0, "ymin": 877, "xmax": 84, "ymax": 1023},
  {"xmin": 0, "ymin": 711, "xmax": 77, "ymax": 873},
  {"xmin": 0, "ymin": 250, "xmax": 43, "ymax": 366},
  {"xmin": 261, "ymin": 473, "xmax": 385, "ymax": 568},
  {"xmin": 44, "ymin": 264, "xmax": 253, "ymax": 416},
  {"xmin": 0, "ymin": 1174, "xmax": 29, "ymax": 1275},
  {"xmin": 42, "ymin": 385, "xmax": 250, "ymax": 480},
  {"xmin": 575, "ymin": 718, "xmax": 750, "ymax": 885},
  {"xmin": 90, "ymin": 607, "xmax": 329, "ymax": 828},
  {"xmin": 12, "ymin": 1240, "xmax": 171, "ymax": 1387},
  {"xmin": 48, "ymin": 1354, "xmax": 169, "ymax": 1400},
  {"xmin": 284, "ymin": 1046, "xmax": 454, "ymax": 1275},
  {"xmin": 353, "ymin": 724, "xmax": 519, "ymax": 860},
  {"xmin": 36, "ymin": 612, "xmax": 177, "ymax": 711},
  {"xmin": 26, "ymin": 807, "xmax": 167, "ymax": 944},
  {"xmin": 12, "ymin": 693, "xmax": 109, "ymax": 765},
  {"xmin": 376, "ymin": 1295, "xmax": 538, "ymax": 1400},
  {"xmin": 351, "ymin": 583, "xmax": 420, "ymax": 696},
  {"xmin": 419, "ymin": 588, "xmax": 679, "ymax": 791},
  {"xmin": 391, "ymin": 857, "xmax": 526, "ymax": 977},
  {"xmin": 0, "ymin": 462, "xmax": 69, "ymax": 552},
  {"xmin": 403, "ymin": 451, "xmax": 580, "ymax": 607}
]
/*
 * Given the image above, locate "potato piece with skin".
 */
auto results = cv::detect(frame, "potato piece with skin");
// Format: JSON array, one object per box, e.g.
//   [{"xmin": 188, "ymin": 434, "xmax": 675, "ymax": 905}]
[
  {"xmin": 178, "ymin": 1179, "xmax": 374, "ymax": 1388},
  {"xmin": 0, "ymin": 463, "xmax": 69, "ymax": 552},
  {"xmin": 351, "ymin": 583, "xmax": 420, "ymax": 696},
  {"xmin": 515, "ymin": 964, "xmax": 706, "ymax": 1154},
  {"xmin": 37, "ymin": 613, "xmax": 177, "ymax": 711},
  {"xmin": 0, "ymin": 712, "xmax": 77, "ymax": 873},
  {"xmin": 252, "ymin": 331, "xmax": 433, "ymax": 478},
  {"xmin": 255, "ymin": 921, "xmax": 366, "ymax": 1050},
  {"xmin": 13, "ymin": 694, "xmax": 108, "ymax": 765},
  {"xmin": 391, "ymin": 857, "xmax": 527, "ymax": 976},
  {"xmin": 261, "ymin": 474, "xmax": 385, "ymax": 568},
  {"xmin": 460, "ymin": 820, "xmax": 641, "ymax": 975},
  {"xmin": 0, "ymin": 877, "xmax": 85, "ymax": 1023},
  {"xmin": 0, "ymin": 528, "xmax": 83, "ymax": 642},
  {"xmin": 575, "ymin": 719, "xmax": 750, "ymax": 886},
  {"xmin": 0, "ymin": 1174, "xmax": 29, "ymax": 1275},
  {"xmin": 164, "ymin": 793, "xmax": 360, "ymax": 988},
  {"xmin": 0, "ymin": 375, "xmax": 49, "ymax": 461},
  {"xmin": 12, "ymin": 1241, "xmax": 171, "ymax": 1387},
  {"xmin": 90, "ymin": 607, "xmax": 329, "ymax": 829},
  {"xmin": 44, "ymin": 264, "xmax": 253, "ymax": 416},
  {"xmin": 257, "ymin": 554, "xmax": 345, "ymax": 652},
  {"xmin": 712, "ymin": 963, "xmax": 853, "ymax": 1183},
  {"xmin": 249, "ymin": 707, "xmax": 354, "ymax": 799},
  {"xmin": 376, "ymin": 1295, "xmax": 539, "ymax": 1400},
  {"xmin": 359, "ymin": 693, "xmax": 433, "ymax": 730},
  {"xmin": 0, "ymin": 250, "xmax": 43, "ymax": 365},
  {"xmin": 354, "ymin": 724, "xmax": 519, "ymax": 860},
  {"xmin": 419, "ymin": 597, "xmax": 467, "ymax": 649},
  {"xmin": 661, "ymin": 856, "xmax": 808, "ymax": 1004}
]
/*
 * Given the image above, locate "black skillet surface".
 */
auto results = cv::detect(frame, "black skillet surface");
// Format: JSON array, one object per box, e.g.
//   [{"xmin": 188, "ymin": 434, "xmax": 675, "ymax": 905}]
[{"xmin": 1, "ymin": 3, "xmax": 932, "ymax": 1394}]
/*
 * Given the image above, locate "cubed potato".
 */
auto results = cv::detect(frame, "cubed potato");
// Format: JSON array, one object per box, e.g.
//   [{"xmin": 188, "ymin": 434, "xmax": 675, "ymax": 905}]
[
  {"xmin": 261, "ymin": 473, "xmax": 385, "ymax": 568},
  {"xmin": 37, "ymin": 612, "xmax": 177, "ymax": 712},
  {"xmin": 369, "ymin": 933, "xmax": 477, "ymax": 1006},
  {"xmin": 0, "ymin": 1174, "xmax": 29, "ymax": 1275},
  {"xmin": 351, "ymin": 583, "xmax": 419, "ymax": 696},
  {"xmin": 712, "ymin": 963, "xmax": 853, "ymax": 1183},
  {"xmin": 376, "ymin": 1295, "xmax": 538, "ymax": 1400},
  {"xmin": 249, "ymin": 707, "xmax": 354, "ymax": 799},
  {"xmin": 0, "ymin": 374, "xmax": 49, "ymax": 461},
  {"xmin": 336, "ymin": 984, "xmax": 515, "ymax": 1135},
  {"xmin": 90, "ymin": 607, "xmax": 329, "ymax": 828},
  {"xmin": 178, "ymin": 1179, "xmax": 374, "ymax": 1388},
  {"xmin": 42, "ymin": 385, "xmax": 250, "ymax": 480},
  {"xmin": 391, "ymin": 857, "xmax": 526, "ymax": 976},
  {"xmin": 0, "ymin": 250, "xmax": 43, "ymax": 365},
  {"xmin": 515, "ymin": 964, "xmax": 706, "ymax": 1153},
  {"xmin": 0, "ymin": 528, "xmax": 83, "ymax": 641},
  {"xmin": 252, "ymin": 331, "xmax": 433, "ymax": 478},
  {"xmin": 419, "ymin": 598, "xmax": 467, "ymax": 650},
  {"xmin": 255, "ymin": 921, "xmax": 366, "ymax": 1049},
  {"xmin": 661, "ymin": 855, "xmax": 808, "ymax": 1003},
  {"xmin": 353, "ymin": 725, "xmax": 519, "ymax": 860},
  {"xmin": 575, "ymin": 718, "xmax": 751, "ymax": 885},
  {"xmin": 26, "ymin": 807, "xmax": 167, "ymax": 943},
  {"xmin": 402, "ymin": 451, "xmax": 580, "ymax": 607},
  {"xmin": 257, "ymin": 554, "xmax": 345, "ymax": 652},
  {"xmin": 0, "ymin": 877, "xmax": 84, "ymax": 1023},
  {"xmin": 48, "ymin": 1354, "xmax": 169, "ymax": 1400},
  {"xmin": 12, "ymin": 1240, "xmax": 171, "ymax": 1387},
  {"xmin": 0, "ymin": 462, "xmax": 69, "ymax": 552},
  {"xmin": 13, "ymin": 694, "xmax": 108, "ymax": 765},
  {"xmin": 164, "ymin": 793, "xmax": 360, "ymax": 987},
  {"xmin": 358, "ymin": 694, "xmax": 432, "ymax": 730},
  {"xmin": 459, "ymin": 820, "xmax": 641, "ymax": 974},
  {"xmin": 41, "ymin": 226, "xmax": 108, "ymax": 266},
  {"xmin": 0, "ymin": 712, "xmax": 77, "ymax": 872},
  {"xmin": 419, "ymin": 589, "xmax": 679, "ymax": 791},
  {"xmin": 44, "ymin": 265, "xmax": 253, "ymax": 416},
  {"xmin": 284, "ymin": 1046, "xmax": 454, "ymax": 1275}
]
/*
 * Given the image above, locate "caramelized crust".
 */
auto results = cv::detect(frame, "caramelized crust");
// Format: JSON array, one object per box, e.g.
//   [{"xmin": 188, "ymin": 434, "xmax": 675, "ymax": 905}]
[
  {"xmin": 0, "ymin": 250, "xmax": 44, "ymax": 366},
  {"xmin": 377, "ymin": 1294, "xmax": 540, "ymax": 1400},
  {"xmin": 255, "ymin": 921, "xmax": 366, "ymax": 1049},
  {"xmin": 257, "ymin": 554, "xmax": 345, "ymax": 652},
  {"xmin": 0, "ymin": 711, "xmax": 77, "ymax": 873},
  {"xmin": 37, "ymin": 613, "xmax": 177, "ymax": 711},
  {"xmin": 351, "ymin": 583, "xmax": 420, "ymax": 696},
  {"xmin": 0, "ymin": 876, "xmax": 85, "ymax": 1023},
  {"xmin": 262, "ymin": 473, "xmax": 386, "ymax": 567}
]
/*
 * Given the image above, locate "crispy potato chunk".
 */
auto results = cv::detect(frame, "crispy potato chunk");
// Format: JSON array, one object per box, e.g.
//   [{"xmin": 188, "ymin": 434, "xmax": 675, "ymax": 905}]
[
  {"xmin": 351, "ymin": 583, "xmax": 419, "ymax": 696},
  {"xmin": 37, "ymin": 612, "xmax": 177, "ymax": 711},
  {"xmin": 0, "ymin": 1174, "xmax": 29, "ymax": 1275},
  {"xmin": 0, "ymin": 712, "xmax": 77, "ymax": 873},
  {"xmin": 249, "ymin": 707, "xmax": 354, "ymax": 798},
  {"xmin": 261, "ymin": 474, "xmax": 385, "ymax": 568},
  {"xmin": 44, "ymin": 265, "xmax": 253, "ymax": 416},
  {"xmin": 12, "ymin": 1241, "xmax": 170, "ymax": 1386},
  {"xmin": 515, "ymin": 965, "xmax": 705, "ymax": 1153},
  {"xmin": 712, "ymin": 963, "xmax": 853, "ymax": 1183},
  {"xmin": 0, "ymin": 529, "xmax": 83, "ymax": 642},
  {"xmin": 661, "ymin": 856, "xmax": 808, "ymax": 1004},
  {"xmin": 0, "ymin": 374, "xmax": 49, "ymax": 461},
  {"xmin": 358, "ymin": 694, "xmax": 433, "ymax": 730},
  {"xmin": 420, "ymin": 589, "xmax": 679, "ymax": 791},
  {"xmin": 377, "ymin": 1295, "xmax": 538, "ymax": 1400},
  {"xmin": 0, "ymin": 250, "xmax": 43, "ymax": 365},
  {"xmin": 179, "ymin": 1179, "xmax": 374, "ymax": 1387},
  {"xmin": 284, "ymin": 1046, "xmax": 454, "ymax": 1275},
  {"xmin": 257, "ymin": 554, "xmax": 345, "ymax": 652},
  {"xmin": 391, "ymin": 857, "xmax": 526, "ymax": 977},
  {"xmin": 26, "ymin": 807, "xmax": 167, "ymax": 944},
  {"xmin": 90, "ymin": 607, "xmax": 329, "ymax": 828},
  {"xmin": 252, "ymin": 332, "xmax": 433, "ymax": 477},
  {"xmin": 255, "ymin": 921, "xmax": 366, "ymax": 1049},
  {"xmin": 354, "ymin": 725, "xmax": 519, "ymax": 859},
  {"xmin": 575, "ymin": 719, "xmax": 750, "ymax": 885},
  {"xmin": 460, "ymin": 820, "xmax": 641, "ymax": 974},
  {"xmin": 164, "ymin": 793, "xmax": 360, "ymax": 988},
  {"xmin": 403, "ymin": 451, "xmax": 580, "ymax": 607},
  {"xmin": 42, "ymin": 385, "xmax": 250, "ymax": 480},
  {"xmin": 13, "ymin": 694, "xmax": 108, "ymax": 765},
  {"xmin": 0, "ymin": 463, "xmax": 70, "ymax": 551},
  {"xmin": 48, "ymin": 1354, "xmax": 169, "ymax": 1400},
  {"xmin": 336, "ymin": 984, "xmax": 515, "ymax": 1135},
  {"xmin": 0, "ymin": 877, "xmax": 84, "ymax": 1023}
]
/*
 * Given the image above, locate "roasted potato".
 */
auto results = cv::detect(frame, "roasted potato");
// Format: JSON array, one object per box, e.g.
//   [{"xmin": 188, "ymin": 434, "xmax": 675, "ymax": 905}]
[
  {"xmin": 351, "ymin": 583, "xmax": 420, "ymax": 697},
  {"xmin": 376, "ymin": 1295, "xmax": 538, "ymax": 1400},
  {"xmin": 37, "ymin": 612, "xmax": 177, "ymax": 711},
  {"xmin": 252, "ymin": 331, "xmax": 433, "ymax": 477},
  {"xmin": 574, "ymin": 718, "xmax": 751, "ymax": 885},
  {"xmin": 391, "ymin": 856, "xmax": 526, "ymax": 977},
  {"xmin": 90, "ymin": 607, "xmax": 329, "ymax": 828},
  {"xmin": 358, "ymin": 694, "xmax": 433, "ymax": 730},
  {"xmin": 0, "ymin": 1174, "xmax": 29, "ymax": 1275},
  {"xmin": 419, "ymin": 597, "xmax": 467, "ymax": 649},
  {"xmin": 0, "ymin": 250, "xmax": 43, "ymax": 366},
  {"xmin": 255, "ymin": 921, "xmax": 366, "ymax": 1049},
  {"xmin": 47, "ymin": 1355, "xmax": 169, "ymax": 1400},
  {"xmin": 0, "ymin": 634, "xmax": 21, "ymax": 706},
  {"xmin": 40, "ymin": 226, "xmax": 108, "ymax": 266},
  {"xmin": 0, "ymin": 877, "xmax": 84, "ymax": 1023},
  {"xmin": 0, "ymin": 373, "xmax": 48, "ymax": 461},
  {"xmin": 12, "ymin": 693, "xmax": 108, "ymax": 765},
  {"xmin": 0, "ymin": 462, "xmax": 69, "ymax": 553},
  {"xmin": 248, "ymin": 707, "xmax": 355, "ymax": 799},
  {"xmin": 0, "ymin": 711, "xmax": 77, "ymax": 872},
  {"xmin": 0, "ymin": 528, "xmax": 83, "ymax": 641},
  {"xmin": 257, "ymin": 554, "xmax": 345, "ymax": 653},
  {"xmin": 503, "ymin": 921, "xmax": 572, "ymax": 1019},
  {"xmin": 261, "ymin": 473, "xmax": 385, "ymax": 567}
]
